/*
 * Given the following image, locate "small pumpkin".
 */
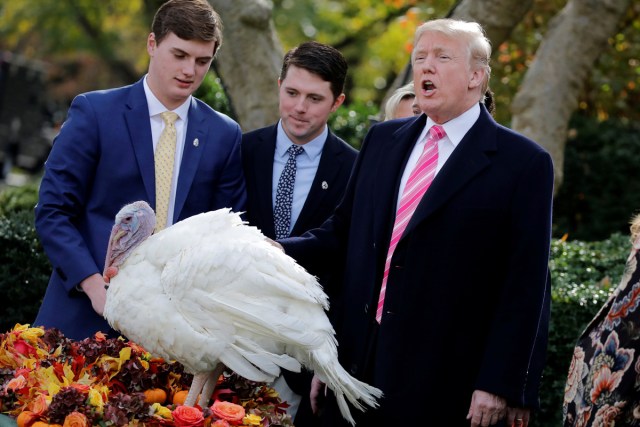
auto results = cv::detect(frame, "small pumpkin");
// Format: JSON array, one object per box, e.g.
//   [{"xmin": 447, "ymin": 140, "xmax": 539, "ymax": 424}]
[
  {"xmin": 16, "ymin": 411, "xmax": 37, "ymax": 427},
  {"xmin": 32, "ymin": 422, "xmax": 62, "ymax": 427},
  {"xmin": 143, "ymin": 388, "xmax": 167, "ymax": 404},
  {"xmin": 172, "ymin": 390, "xmax": 190, "ymax": 405}
]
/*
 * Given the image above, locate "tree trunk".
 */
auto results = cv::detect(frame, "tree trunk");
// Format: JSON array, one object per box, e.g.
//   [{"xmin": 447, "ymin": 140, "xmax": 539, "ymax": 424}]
[
  {"xmin": 510, "ymin": 0, "xmax": 631, "ymax": 193},
  {"xmin": 208, "ymin": 0, "xmax": 283, "ymax": 131},
  {"xmin": 450, "ymin": 0, "xmax": 534, "ymax": 45}
]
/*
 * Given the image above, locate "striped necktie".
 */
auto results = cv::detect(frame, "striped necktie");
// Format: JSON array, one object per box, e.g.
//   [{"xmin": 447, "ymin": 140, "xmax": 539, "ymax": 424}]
[{"xmin": 376, "ymin": 125, "xmax": 446, "ymax": 323}]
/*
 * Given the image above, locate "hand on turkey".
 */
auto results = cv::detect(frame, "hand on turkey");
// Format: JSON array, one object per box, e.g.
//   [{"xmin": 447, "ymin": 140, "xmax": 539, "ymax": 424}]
[
  {"xmin": 81, "ymin": 273, "xmax": 107, "ymax": 316},
  {"xmin": 265, "ymin": 237, "xmax": 284, "ymax": 252},
  {"xmin": 310, "ymin": 374, "xmax": 327, "ymax": 415}
]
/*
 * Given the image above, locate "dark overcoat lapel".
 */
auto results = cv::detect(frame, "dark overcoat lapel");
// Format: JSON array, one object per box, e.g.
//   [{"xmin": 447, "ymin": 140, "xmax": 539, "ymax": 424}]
[
  {"xmin": 369, "ymin": 115, "xmax": 426, "ymax": 247},
  {"xmin": 403, "ymin": 111, "xmax": 496, "ymax": 238}
]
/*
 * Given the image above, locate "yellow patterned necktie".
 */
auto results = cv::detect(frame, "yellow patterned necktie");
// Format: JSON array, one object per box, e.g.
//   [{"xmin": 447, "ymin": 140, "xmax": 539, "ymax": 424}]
[{"xmin": 154, "ymin": 111, "xmax": 179, "ymax": 232}]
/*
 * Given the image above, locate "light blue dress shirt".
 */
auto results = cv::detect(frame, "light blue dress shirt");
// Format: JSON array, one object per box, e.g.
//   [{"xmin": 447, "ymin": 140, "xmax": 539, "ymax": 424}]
[{"xmin": 272, "ymin": 120, "xmax": 327, "ymax": 235}]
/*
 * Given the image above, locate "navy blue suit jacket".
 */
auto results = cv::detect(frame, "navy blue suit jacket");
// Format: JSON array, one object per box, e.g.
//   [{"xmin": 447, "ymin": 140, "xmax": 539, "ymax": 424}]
[
  {"xmin": 282, "ymin": 105, "xmax": 554, "ymax": 426},
  {"xmin": 34, "ymin": 78, "xmax": 246, "ymax": 340}
]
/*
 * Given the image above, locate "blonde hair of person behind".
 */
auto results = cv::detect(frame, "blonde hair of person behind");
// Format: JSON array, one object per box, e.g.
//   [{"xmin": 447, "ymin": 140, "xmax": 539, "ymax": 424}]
[
  {"xmin": 630, "ymin": 213, "xmax": 640, "ymax": 243},
  {"xmin": 384, "ymin": 83, "xmax": 416, "ymax": 121},
  {"xmin": 412, "ymin": 19, "xmax": 492, "ymax": 97}
]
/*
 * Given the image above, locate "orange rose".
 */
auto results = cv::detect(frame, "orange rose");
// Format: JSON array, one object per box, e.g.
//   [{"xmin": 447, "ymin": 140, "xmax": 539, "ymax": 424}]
[
  {"xmin": 30, "ymin": 394, "xmax": 48, "ymax": 416},
  {"xmin": 63, "ymin": 411, "xmax": 88, "ymax": 427},
  {"xmin": 211, "ymin": 420, "xmax": 230, "ymax": 427},
  {"xmin": 211, "ymin": 401, "xmax": 245, "ymax": 425},
  {"xmin": 172, "ymin": 405, "xmax": 205, "ymax": 427},
  {"xmin": 5, "ymin": 375, "xmax": 27, "ymax": 393}
]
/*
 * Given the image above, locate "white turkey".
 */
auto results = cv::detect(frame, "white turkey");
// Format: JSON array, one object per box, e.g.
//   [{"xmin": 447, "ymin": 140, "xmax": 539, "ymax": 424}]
[{"xmin": 102, "ymin": 200, "xmax": 381, "ymax": 425}]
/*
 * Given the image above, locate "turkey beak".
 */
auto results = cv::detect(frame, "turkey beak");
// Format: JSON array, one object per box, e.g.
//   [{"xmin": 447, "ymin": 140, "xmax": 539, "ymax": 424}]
[
  {"xmin": 112, "ymin": 228, "xmax": 127, "ymax": 243},
  {"xmin": 104, "ymin": 225, "xmax": 125, "ymax": 276}
]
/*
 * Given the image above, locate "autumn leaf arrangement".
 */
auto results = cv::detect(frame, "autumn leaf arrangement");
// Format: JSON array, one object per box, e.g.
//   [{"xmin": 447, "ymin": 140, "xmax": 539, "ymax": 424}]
[{"xmin": 0, "ymin": 325, "xmax": 293, "ymax": 427}]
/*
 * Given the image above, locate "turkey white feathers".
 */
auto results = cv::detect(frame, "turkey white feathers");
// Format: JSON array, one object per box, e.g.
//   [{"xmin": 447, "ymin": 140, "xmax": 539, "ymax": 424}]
[{"xmin": 102, "ymin": 201, "xmax": 381, "ymax": 424}]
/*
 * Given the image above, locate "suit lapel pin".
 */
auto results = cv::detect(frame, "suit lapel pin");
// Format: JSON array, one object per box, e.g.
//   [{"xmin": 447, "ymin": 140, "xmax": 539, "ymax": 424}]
[
  {"xmin": 322, "ymin": 181, "xmax": 328, "ymax": 190},
  {"xmin": 193, "ymin": 138, "xmax": 199, "ymax": 147}
]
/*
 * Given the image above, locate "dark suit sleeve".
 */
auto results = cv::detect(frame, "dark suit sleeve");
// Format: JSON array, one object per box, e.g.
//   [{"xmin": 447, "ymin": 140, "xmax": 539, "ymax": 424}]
[
  {"xmin": 279, "ymin": 131, "xmax": 369, "ymax": 272},
  {"xmin": 35, "ymin": 94, "xmax": 102, "ymax": 291},
  {"xmin": 474, "ymin": 149, "xmax": 554, "ymax": 408}
]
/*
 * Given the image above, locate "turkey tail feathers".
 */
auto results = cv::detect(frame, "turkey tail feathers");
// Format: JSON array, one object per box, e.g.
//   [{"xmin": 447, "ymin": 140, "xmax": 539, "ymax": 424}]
[{"xmin": 311, "ymin": 348, "xmax": 383, "ymax": 425}]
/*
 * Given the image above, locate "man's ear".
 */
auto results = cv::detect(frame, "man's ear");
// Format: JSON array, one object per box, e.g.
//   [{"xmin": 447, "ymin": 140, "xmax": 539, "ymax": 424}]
[
  {"xmin": 331, "ymin": 93, "xmax": 346, "ymax": 112},
  {"xmin": 147, "ymin": 33, "xmax": 157, "ymax": 56},
  {"xmin": 468, "ymin": 68, "xmax": 484, "ymax": 90}
]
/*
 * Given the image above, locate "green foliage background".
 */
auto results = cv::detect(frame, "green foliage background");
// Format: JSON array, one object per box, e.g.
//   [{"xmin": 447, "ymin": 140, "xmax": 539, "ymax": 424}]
[
  {"xmin": 0, "ymin": 184, "xmax": 50, "ymax": 334},
  {"xmin": 553, "ymin": 115, "xmax": 640, "ymax": 240},
  {"xmin": 1, "ymin": 0, "xmax": 638, "ymax": 123}
]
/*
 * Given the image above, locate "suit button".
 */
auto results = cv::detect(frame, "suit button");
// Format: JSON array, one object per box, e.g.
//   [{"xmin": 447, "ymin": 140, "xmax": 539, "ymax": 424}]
[
  {"xmin": 350, "ymin": 364, "xmax": 358, "ymax": 375},
  {"xmin": 364, "ymin": 304, "xmax": 369, "ymax": 313}
]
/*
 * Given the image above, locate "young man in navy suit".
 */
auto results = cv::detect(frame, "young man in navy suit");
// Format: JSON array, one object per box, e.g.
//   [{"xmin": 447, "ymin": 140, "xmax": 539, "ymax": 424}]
[
  {"xmin": 34, "ymin": 0, "xmax": 245, "ymax": 341},
  {"xmin": 279, "ymin": 20, "xmax": 553, "ymax": 427},
  {"xmin": 242, "ymin": 41, "xmax": 358, "ymax": 426}
]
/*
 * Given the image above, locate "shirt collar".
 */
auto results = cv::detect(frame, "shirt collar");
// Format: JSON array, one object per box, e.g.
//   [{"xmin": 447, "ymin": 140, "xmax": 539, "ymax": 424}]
[
  {"xmin": 425, "ymin": 103, "xmax": 480, "ymax": 147},
  {"xmin": 143, "ymin": 75, "xmax": 191, "ymax": 121},
  {"xmin": 275, "ymin": 120, "xmax": 327, "ymax": 161}
]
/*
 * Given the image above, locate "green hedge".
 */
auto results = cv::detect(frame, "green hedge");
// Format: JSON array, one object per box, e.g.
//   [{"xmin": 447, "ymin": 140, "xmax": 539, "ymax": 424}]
[
  {"xmin": 0, "ymin": 184, "xmax": 633, "ymax": 426},
  {"xmin": 0, "ymin": 184, "xmax": 50, "ymax": 333},
  {"xmin": 553, "ymin": 115, "xmax": 640, "ymax": 241}
]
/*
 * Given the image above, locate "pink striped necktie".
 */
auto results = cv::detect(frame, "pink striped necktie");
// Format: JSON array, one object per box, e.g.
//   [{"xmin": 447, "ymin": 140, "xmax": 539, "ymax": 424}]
[{"xmin": 375, "ymin": 125, "xmax": 446, "ymax": 323}]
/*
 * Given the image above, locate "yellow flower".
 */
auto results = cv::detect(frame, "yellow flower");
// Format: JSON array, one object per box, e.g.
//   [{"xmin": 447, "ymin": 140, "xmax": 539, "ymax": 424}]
[
  {"xmin": 40, "ymin": 366, "xmax": 64, "ymax": 395},
  {"xmin": 264, "ymin": 387, "xmax": 279, "ymax": 398},
  {"xmin": 23, "ymin": 358, "xmax": 38, "ymax": 370},
  {"xmin": 88, "ymin": 387, "xmax": 106, "ymax": 411},
  {"xmin": 95, "ymin": 347, "xmax": 132, "ymax": 379},
  {"xmin": 242, "ymin": 414, "xmax": 262, "ymax": 426},
  {"xmin": 151, "ymin": 403, "xmax": 173, "ymax": 419},
  {"xmin": 14, "ymin": 324, "xmax": 44, "ymax": 344}
]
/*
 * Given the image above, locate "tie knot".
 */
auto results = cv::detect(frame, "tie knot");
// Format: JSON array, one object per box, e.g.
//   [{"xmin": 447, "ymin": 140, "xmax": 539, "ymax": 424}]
[
  {"xmin": 160, "ymin": 111, "xmax": 179, "ymax": 126},
  {"xmin": 287, "ymin": 145, "xmax": 305, "ymax": 157},
  {"xmin": 429, "ymin": 125, "xmax": 446, "ymax": 141}
]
